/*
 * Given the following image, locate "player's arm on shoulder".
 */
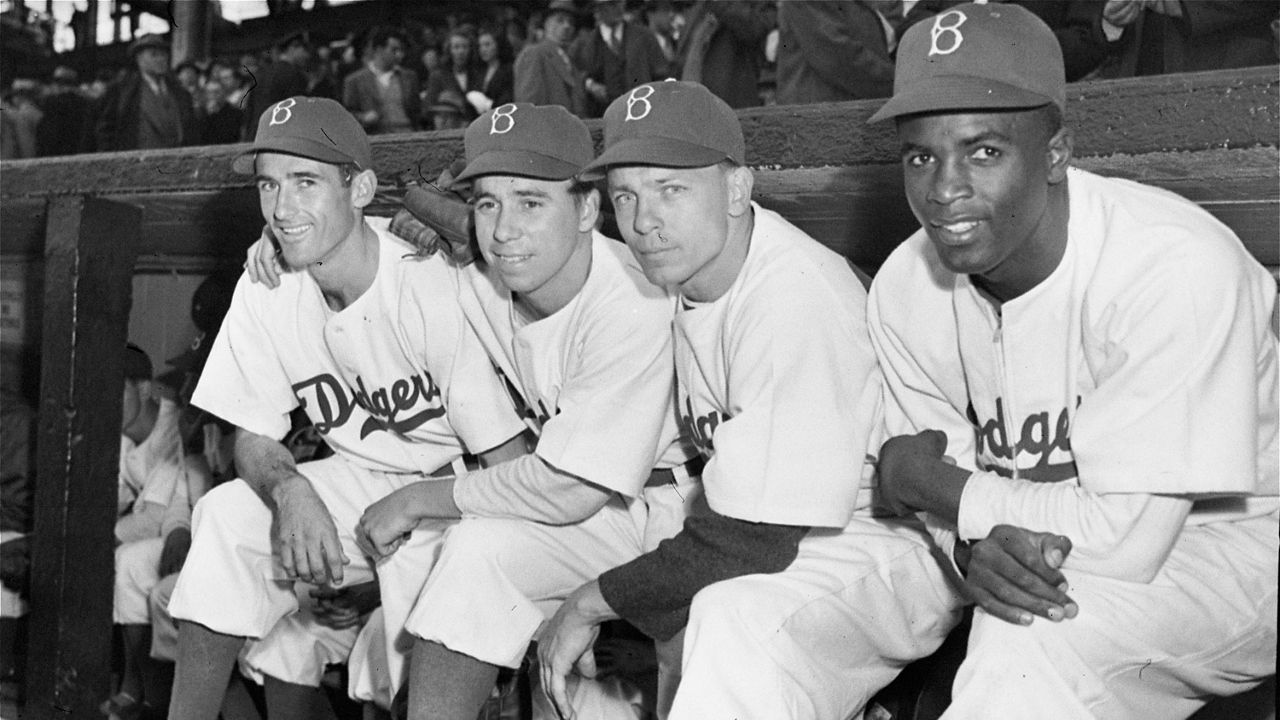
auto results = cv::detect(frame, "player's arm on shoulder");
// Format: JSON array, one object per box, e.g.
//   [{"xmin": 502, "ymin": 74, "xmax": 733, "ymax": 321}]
[
  {"xmin": 234, "ymin": 428, "xmax": 348, "ymax": 585},
  {"xmin": 244, "ymin": 226, "xmax": 286, "ymax": 289},
  {"xmin": 535, "ymin": 295, "xmax": 675, "ymax": 495}
]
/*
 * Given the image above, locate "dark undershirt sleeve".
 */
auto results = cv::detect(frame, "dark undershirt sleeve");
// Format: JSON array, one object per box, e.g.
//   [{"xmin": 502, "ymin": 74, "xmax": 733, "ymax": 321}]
[{"xmin": 597, "ymin": 509, "xmax": 811, "ymax": 641}]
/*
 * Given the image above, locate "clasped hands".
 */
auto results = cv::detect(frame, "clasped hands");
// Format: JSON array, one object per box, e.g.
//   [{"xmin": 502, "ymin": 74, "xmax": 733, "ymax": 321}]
[{"xmin": 878, "ymin": 430, "xmax": 1079, "ymax": 626}]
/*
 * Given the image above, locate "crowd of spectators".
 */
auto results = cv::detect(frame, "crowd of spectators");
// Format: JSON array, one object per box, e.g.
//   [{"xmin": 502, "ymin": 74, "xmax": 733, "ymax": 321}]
[{"xmin": 2, "ymin": 0, "xmax": 1278, "ymax": 155}]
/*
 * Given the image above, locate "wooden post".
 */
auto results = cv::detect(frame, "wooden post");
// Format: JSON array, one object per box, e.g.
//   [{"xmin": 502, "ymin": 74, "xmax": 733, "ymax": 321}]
[{"xmin": 24, "ymin": 196, "xmax": 140, "ymax": 720}]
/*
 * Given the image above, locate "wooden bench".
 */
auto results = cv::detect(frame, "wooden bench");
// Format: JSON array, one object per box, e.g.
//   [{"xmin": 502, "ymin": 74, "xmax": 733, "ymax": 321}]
[{"xmin": 0, "ymin": 65, "xmax": 1274, "ymax": 719}]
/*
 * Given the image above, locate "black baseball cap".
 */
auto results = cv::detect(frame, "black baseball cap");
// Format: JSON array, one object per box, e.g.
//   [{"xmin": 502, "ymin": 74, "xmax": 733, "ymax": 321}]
[
  {"xmin": 453, "ymin": 103, "xmax": 594, "ymax": 184},
  {"xmin": 869, "ymin": 3, "xmax": 1065, "ymax": 123},
  {"xmin": 233, "ymin": 96, "xmax": 372, "ymax": 174},
  {"xmin": 579, "ymin": 80, "xmax": 744, "ymax": 180}
]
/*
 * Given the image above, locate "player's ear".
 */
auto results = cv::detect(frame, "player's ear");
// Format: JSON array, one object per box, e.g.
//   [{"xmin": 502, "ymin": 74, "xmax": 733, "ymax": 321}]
[
  {"xmin": 576, "ymin": 185, "xmax": 601, "ymax": 233},
  {"xmin": 350, "ymin": 168, "xmax": 378, "ymax": 209},
  {"xmin": 726, "ymin": 164, "xmax": 753, "ymax": 218},
  {"xmin": 1046, "ymin": 126, "xmax": 1073, "ymax": 186}
]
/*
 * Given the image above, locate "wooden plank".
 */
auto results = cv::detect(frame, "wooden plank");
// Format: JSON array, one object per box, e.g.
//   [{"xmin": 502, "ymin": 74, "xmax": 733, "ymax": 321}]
[
  {"xmin": 1, "ymin": 145, "xmax": 1273, "ymax": 270},
  {"xmin": 25, "ymin": 197, "xmax": 139, "ymax": 720}
]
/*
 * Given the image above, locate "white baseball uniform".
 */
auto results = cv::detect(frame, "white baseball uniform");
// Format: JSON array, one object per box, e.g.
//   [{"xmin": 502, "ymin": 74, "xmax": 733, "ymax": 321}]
[
  {"xmin": 116, "ymin": 396, "xmax": 185, "ymax": 544},
  {"xmin": 663, "ymin": 204, "xmax": 963, "ymax": 720},
  {"xmin": 403, "ymin": 232, "xmax": 699, "ymax": 672},
  {"xmin": 868, "ymin": 167, "xmax": 1279, "ymax": 719},
  {"xmin": 170, "ymin": 220, "xmax": 525, "ymax": 692},
  {"xmin": 114, "ymin": 397, "xmax": 210, "ymax": 627}
]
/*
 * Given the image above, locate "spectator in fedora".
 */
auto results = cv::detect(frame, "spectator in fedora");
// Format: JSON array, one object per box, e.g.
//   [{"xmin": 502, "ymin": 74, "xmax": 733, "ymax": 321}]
[{"xmin": 94, "ymin": 34, "xmax": 199, "ymax": 151}]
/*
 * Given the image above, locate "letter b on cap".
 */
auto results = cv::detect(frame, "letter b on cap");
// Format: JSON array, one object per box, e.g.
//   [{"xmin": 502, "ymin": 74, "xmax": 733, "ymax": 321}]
[
  {"xmin": 624, "ymin": 85, "xmax": 655, "ymax": 122},
  {"xmin": 929, "ymin": 10, "xmax": 967, "ymax": 56},
  {"xmin": 490, "ymin": 104, "xmax": 517, "ymax": 134},
  {"xmin": 269, "ymin": 98, "xmax": 296, "ymax": 126}
]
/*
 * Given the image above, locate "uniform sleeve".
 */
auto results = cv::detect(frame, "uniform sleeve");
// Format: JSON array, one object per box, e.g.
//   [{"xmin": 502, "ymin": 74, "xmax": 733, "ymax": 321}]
[
  {"xmin": 597, "ymin": 511, "xmax": 810, "ymax": 641},
  {"xmin": 534, "ymin": 293, "xmax": 673, "ymax": 498},
  {"xmin": 867, "ymin": 244, "xmax": 982, "ymax": 563},
  {"xmin": 865, "ymin": 248, "xmax": 976, "ymax": 465},
  {"xmin": 190, "ymin": 276, "xmax": 297, "ymax": 441},
  {"xmin": 1072, "ymin": 237, "xmax": 1274, "ymax": 496},
  {"xmin": 137, "ymin": 456, "xmax": 182, "ymax": 509},
  {"xmin": 704, "ymin": 277, "xmax": 876, "ymax": 527},
  {"xmin": 138, "ymin": 403, "xmax": 186, "ymax": 508},
  {"xmin": 160, "ymin": 455, "xmax": 211, "ymax": 536},
  {"xmin": 957, "ymin": 470, "xmax": 1192, "ymax": 582},
  {"xmin": 453, "ymin": 453, "xmax": 613, "ymax": 524},
  {"xmin": 439, "ymin": 300, "xmax": 527, "ymax": 457}
]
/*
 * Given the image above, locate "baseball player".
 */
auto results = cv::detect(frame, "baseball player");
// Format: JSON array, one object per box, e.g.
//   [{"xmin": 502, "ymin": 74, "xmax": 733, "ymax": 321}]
[
  {"xmin": 106, "ymin": 344, "xmax": 210, "ymax": 720},
  {"xmin": 866, "ymin": 5, "xmax": 1279, "ymax": 718},
  {"xmin": 538, "ymin": 80, "xmax": 965, "ymax": 720},
  {"xmin": 383, "ymin": 102, "xmax": 699, "ymax": 720},
  {"xmin": 166, "ymin": 96, "xmax": 527, "ymax": 720}
]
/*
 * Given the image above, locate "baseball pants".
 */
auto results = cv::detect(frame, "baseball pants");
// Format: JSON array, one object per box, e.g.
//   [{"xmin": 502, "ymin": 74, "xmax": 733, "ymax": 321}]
[
  {"xmin": 237, "ymin": 582, "xmax": 362, "ymax": 687},
  {"xmin": 404, "ymin": 477, "xmax": 698, "ymax": 668},
  {"xmin": 169, "ymin": 455, "xmax": 454, "ymax": 697},
  {"xmin": 669, "ymin": 516, "xmax": 964, "ymax": 720},
  {"xmin": 148, "ymin": 573, "xmax": 180, "ymax": 662},
  {"xmin": 942, "ymin": 510, "xmax": 1279, "ymax": 720},
  {"xmin": 347, "ymin": 607, "xmax": 393, "ymax": 708},
  {"xmin": 114, "ymin": 536, "xmax": 165, "ymax": 625}
]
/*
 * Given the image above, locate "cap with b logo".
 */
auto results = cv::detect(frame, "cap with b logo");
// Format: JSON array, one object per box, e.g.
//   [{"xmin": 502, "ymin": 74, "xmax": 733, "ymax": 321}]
[
  {"xmin": 868, "ymin": 3, "xmax": 1064, "ymax": 123},
  {"xmin": 232, "ymin": 96, "xmax": 372, "ymax": 174},
  {"xmin": 578, "ymin": 80, "xmax": 744, "ymax": 180},
  {"xmin": 452, "ymin": 103, "xmax": 593, "ymax": 184}
]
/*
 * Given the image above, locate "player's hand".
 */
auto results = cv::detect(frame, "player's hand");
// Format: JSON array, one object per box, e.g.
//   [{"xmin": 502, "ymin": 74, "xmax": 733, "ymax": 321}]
[
  {"xmin": 875, "ymin": 429, "xmax": 949, "ymax": 516},
  {"xmin": 157, "ymin": 527, "xmax": 192, "ymax": 577},
  {"xmin": 244, "ymin": 226, "xmax": 285, "ymax": 289},
  {"xmin": 270, "ymin": 475, "xmax": 349, "ymax": 585},
  {"xmin": 961, "ymin": 524, "xmax": 1078, "ymax": 626},
  {"xmin": 539, "ymin": 583, "xmax": 607, "ymax": 720},
  {"xmin": 1103, "ymin": 0, "xmax": 1143, "ymax": 27},
  {"xmin": 355, "ymin": 488, "xmax": 420, "ymax": 561},
  {"xmin": 310, "ymin": 581, "xmax": 380, "ymax": 630}
]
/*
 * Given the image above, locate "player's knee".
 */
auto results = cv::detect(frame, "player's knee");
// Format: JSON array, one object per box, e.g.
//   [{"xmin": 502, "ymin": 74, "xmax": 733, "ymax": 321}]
[
  {"xmin": 115, "ymin": 541, "xmax": 156, "ymax": 590},
  {"xmin": 687, "ymin": 575, "xmax": 773, "ymax": 633},
  {"xmin": 440, "ymin": 517, "xmax": 526, "ymax": 570},
  {"xmin": 968, "ymin": 606, "xmax": 1080, "ymax": 661},
  {"xmin": 191, "ymin": 479, "xmax": 267, "ymax": 536}
]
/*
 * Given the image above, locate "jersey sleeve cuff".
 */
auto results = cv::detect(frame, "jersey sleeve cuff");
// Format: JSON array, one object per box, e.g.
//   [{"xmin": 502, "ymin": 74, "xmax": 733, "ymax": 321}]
[{"xmin": 956, "ymin": 469, "xmax": 1005, "ymax": 540}]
